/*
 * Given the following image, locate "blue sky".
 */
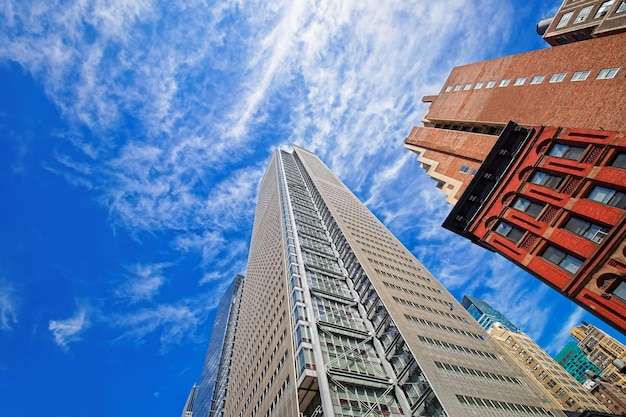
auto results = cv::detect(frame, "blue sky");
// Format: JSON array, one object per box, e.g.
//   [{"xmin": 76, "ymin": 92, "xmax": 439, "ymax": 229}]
[{"xmin": 0, "ymin": 1, "xmax": 623, "ymax": 416}]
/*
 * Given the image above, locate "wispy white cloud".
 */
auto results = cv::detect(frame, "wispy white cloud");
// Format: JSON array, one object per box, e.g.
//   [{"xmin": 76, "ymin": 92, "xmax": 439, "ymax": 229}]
[
  {"xmin": 115, "ymin": 263, "xmax": 171, "ymax": 304},
  {"xmin": 2, "ymin": 0, "xmax": 568, "ymax": 350},
  {"xmin": 110, "ymin": 292, "xmax": 223, "ymax": 348},
  {"xmin": 544, "ymin": 307, "xmax": 586, "ymax": 355},
  {"xmin": 0, "ymin": 280, "xmax": 18, "ymax": 332},
  {"xmin": 48, "ymin": 304, "xmax": 90, "ymax": 351}
]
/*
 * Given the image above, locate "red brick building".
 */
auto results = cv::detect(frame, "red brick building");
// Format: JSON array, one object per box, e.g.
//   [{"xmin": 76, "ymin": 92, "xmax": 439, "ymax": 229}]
[
  {"xmin": 442, "ymin": 122, "xmax": 626, "ymax": 333},
  {"xmin": 404, "ymin": 0, "xmax": 626, "ymax": 333},
  {"xmin": 405, "ymin": 30, "xmax": 626, "ymax": 204}
]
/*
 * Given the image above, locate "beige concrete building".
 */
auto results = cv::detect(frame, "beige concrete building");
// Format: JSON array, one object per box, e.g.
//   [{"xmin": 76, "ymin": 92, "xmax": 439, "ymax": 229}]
[
  {"xmin": 572, "ymin": 322, "xmax": 626, "ymax": 387},
  {"xmin": 490, "ymin": 323, "xmax": 609, "ymax": 413},
  {"xmin": 223, "ymin": 146, "xmax": 569, "ymax": 417}
]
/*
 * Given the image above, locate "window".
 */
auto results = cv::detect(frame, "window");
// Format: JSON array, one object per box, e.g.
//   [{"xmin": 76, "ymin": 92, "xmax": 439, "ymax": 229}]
[
  {"xmin": 514, "ymin": 77, "xmax": 527, "ymax": 86},
  {"xmin": 485, "ymin": 80, "xmax": 497, "ymax": 88},
  {"xmin": 474, "ymin": 82, "xmax": 484, "ymax": 89},
  {"xmin": 499, "ymin": 79, "xmax": 511, "ymax": 87},
  {"xmin": 494, "ymin": 222, "xmax": 525, "ymax": 243},
  {"xmin": 548, "ymin": 143, "xmax": 586, "ymax": 160},
  {"xmin": 597, "ymin": 67, "xmax": 620, "ymax": 79},
  {"xmin": 511, "ymin": 197, "xmax": 545, "ymax": 218},
  {"xmin": 548, "ymin": 379, "xmax": 557, "ymax": 388},
  {"xmin": 562, "ymin": 216, "xmax": 610, "ymax": 243},
  {"xmin": 541, "ymin": 245, "xmax": 584, "ymax": 274},
  {"xmin": 610, "ymin": 152, "xmax": 626, "ymax": 169},
  {"xmin": 618, "ymin": 0, "xmax": 626, "ymax": 13},
  {"xmin": 612, "ymin": 281, "xmax": 626, "ymax": 300},
  {"xmin": 557, "ymin": 11, "xmax": 574, "ymax": 27},
  {"xmin": 454, "ymin": 84, "xmax": 462, "ymax": 91},
  {"xmin": 575, "ymin": 5, "xmax": 593, "ymax": 23},
  {"xmin": 530, "ymin": 75, "xmax": 545, "ymax": 84},
  {"xmin": 445, "ymin": 86, "xmax": 452, "ymax": 92},
  {"xmin": 550, "ymin": 73, "xmax": 567, "ymax": 83},
  {"xmin": 463, "ymin": 83, "xmax": 472, "ymax": 90},
  {"xmin": 471, "ymin": 169, "xmax": 478, "ymax": 177},
  {"xmin": 595, "ymin": 0, "xmax": 615, "ymax": 18},
  {"xmin": 529, "ymin": 171, "xmax": 564, "ymax": 189},
  {"xmin": 459, "ymin": 165, "xmax": 471, "ymax": 174},
  {"xmin": 587, "ymin": 185, "xmax": 626, "ymax": 209},
  {"xmin": 571, "ymin": 70, "xmax": 591, "ymax": 81}
]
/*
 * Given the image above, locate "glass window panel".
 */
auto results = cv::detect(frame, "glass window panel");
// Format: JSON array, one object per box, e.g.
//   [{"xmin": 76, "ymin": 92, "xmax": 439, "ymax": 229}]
[
  {"xmin": 611, "ymin": 153, "xmax": 626, "ymax": 169},
  {"xmin": 548, "ymin": 143, "xmax": 585, "ymax": 160},
  {"xmin": 613, "ymin": 281, "xmax": 626, "ymax": 300}
]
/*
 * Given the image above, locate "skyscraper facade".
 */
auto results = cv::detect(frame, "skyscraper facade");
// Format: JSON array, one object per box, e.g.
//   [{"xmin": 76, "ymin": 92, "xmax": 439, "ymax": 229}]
[
  {"xmin": 462, "ymin": 295, "xmax": 520, "ymax": 332},
  {"xmin": 223, "ymin": 146, "xmax": 566, "ymax": 417},
  {"xmin": 194, "ymin": 274, "xmax": 245, "ymax": 417}
]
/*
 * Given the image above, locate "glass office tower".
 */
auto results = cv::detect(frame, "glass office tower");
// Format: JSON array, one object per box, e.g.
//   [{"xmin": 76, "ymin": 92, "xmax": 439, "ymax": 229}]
[
  {"xmin": 223, "ymin": 146, "xmax": 565, "ymax": 417},
  {"xmin": 194, "ymin": 274, "xmax": 245, "ymax": 417},
  {"xmin": 462, "ymin": 295, "xmax": 520, "ymax": 332}
]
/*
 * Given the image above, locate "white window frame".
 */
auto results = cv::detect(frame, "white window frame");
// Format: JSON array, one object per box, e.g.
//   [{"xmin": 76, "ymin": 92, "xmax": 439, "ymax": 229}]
[
  {"xmin": 530, "ymin": 75, "xmax": 545, "ymax": 85},
  {"xmin": 574, "ymin": 5, "xmax": 593, "ymax": 23},
  {"xmin": 459, "ymin": 165, "xmax": 471, "ymax": 174},
  {"xmin": 499, "ymin": 79, "xmax": 511, "ymax": 87},
  {"xmin": 485, "ymin": 80, "xmax": 497, "ymax": 88},
  {"xmin": 595, "ymin": 0, "xmax": 615, "ymax": 18},
  {"xmin": 463, "ymin": 83, "xmax": 472, "ymax": 90},
  {"xmin": 550, "ymin": 73, "xmax": 567, "ymax": 83},
  {"xmin": 571, "ymin": 70, "xmax": 591, "ymax": 81},
  {"xmin": 597, "ymin": 67, "xmax": 620, "ymax": 79},
  {"xmin": 557, "ymin": 11, "xmax": 574, "ymax": 28},
  {"xmin": 513, "ymin": 77, "xmax": 527, "ymax": 86},
  {"xmin": 474, "ymin": 82, "xmax": 484, "ymax": 89},
  {"xmin": 445, "ymin": 86, "xmax": 452, "ymax": 92},
  {"xmin": 454, "ymin": 84, "xmax": 462, "ymax": 91}
]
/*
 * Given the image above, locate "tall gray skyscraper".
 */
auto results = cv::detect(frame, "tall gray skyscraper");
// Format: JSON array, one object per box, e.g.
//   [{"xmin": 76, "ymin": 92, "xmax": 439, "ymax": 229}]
[
  {"xmin": 194, "ymin": 274, "xmax": 245, "ymax": 417},
  {"xmin": 219, "ymin": 146, "xmax": 567, "ymax": 416}
]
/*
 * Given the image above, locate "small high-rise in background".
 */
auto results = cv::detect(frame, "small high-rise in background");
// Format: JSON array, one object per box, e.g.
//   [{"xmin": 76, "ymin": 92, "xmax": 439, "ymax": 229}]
[
  {"xmin": 193, "ymin": 274, "xmax": 245, "ymax": 417},
  {"xmin": 181, "ymin": 384, "xmax": 198, "ymax": 417},
  {"xmin": 490, "ymin": 323, "xmax": 609, "ymax": 413},
  {"xmin": 193, "ymin": 146, "xmax": 575, "ymax": 417},
  {"xmin": 461, "ymin": 295, "xmax": 519, "ymax": 332},
  {"xmin": 404, "ymin": 0, "xmax": 626, "ymax": 333},
  {"xmin": 461, "ymin": 294, "xmax": 609, "ymax": 412},
  {"xmin": 571, "ymin": 322, "xmax": 626, "ymax": 387},
  {"xmin": 555, "ymin": 342, "xmax": 603, "ymax": 385}
]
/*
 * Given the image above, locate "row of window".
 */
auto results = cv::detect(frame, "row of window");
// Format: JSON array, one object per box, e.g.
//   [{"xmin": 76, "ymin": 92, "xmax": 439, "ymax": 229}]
[
  {"xmin": 444, "ymin": 67, "xmax": 620, "ymax": 93},
  {"xmin": 557, "ymin": 0, "xmax": 626, "ymax": 29}
]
